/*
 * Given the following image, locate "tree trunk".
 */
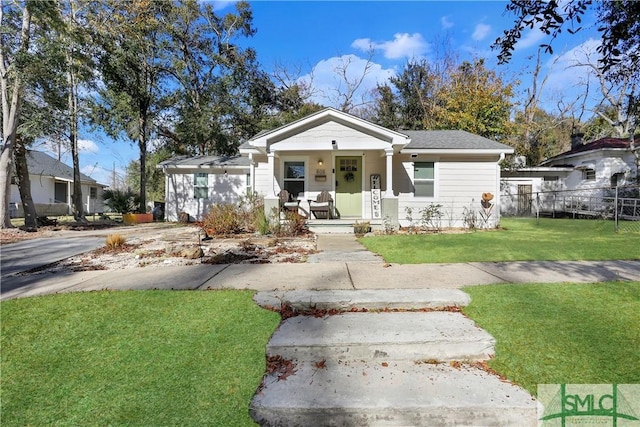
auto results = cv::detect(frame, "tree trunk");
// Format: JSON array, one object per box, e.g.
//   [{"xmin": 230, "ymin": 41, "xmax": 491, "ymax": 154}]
[
  {"xmin": 0, "ymin": 147, "xmax": 15, "ymax": 228},
  {"xmin": 67, "ymin": 52, "xmax": 86, "ymax": 223},
  {"xmin": 138, "ymin": 113, "xmax": 147, "ymax": 213},
  {"xmin": 0, "ymin": 3, "xmax": 31, "ymax": 229},
  {"xmin": 14, "ymin": 137, "xmax": 38, "ymax": 229}
]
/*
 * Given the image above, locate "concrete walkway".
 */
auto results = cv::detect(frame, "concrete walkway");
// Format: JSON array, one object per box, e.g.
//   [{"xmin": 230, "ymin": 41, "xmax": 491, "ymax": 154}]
[{"xmin": 2, "ymin": 233, "xmax": 640, "ymax": 300}]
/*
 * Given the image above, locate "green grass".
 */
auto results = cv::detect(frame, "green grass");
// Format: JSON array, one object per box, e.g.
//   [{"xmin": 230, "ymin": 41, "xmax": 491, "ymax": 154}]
[
  {"xmin": 360, "ymin": 218, "xmax": 640, "ymax": 263},
  {"xmin": 1, "ymin": 290, "xmax": 280, "ymax": 426},
  {"xmin": 463, "ymin": 281, "xmax": 640, "ymax": 395}
]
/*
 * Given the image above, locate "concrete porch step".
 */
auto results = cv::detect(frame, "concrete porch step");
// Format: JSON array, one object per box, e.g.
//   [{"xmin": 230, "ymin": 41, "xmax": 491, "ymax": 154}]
[
  {"xmin": 253, "ymin": 289, "xmax": 471, "ymax": 312},
  {"xmin": 280, "ymin": 289, "xmax": 471, "ymax": 311},
  {"xmin": 266, "ymin": 312, "xmax": 495, "ymax": 363},
  {"xmin": 250, "ymin": 360, "xmax": 538, "ymax": 427}
]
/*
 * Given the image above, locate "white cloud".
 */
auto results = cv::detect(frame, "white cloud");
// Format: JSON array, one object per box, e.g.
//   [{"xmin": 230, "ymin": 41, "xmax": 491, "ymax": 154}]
[
  {"xmin": 544, "ymin": 38, "xmax": 602, "ymax": 92},
  {"xmin": 514, "ymin": 27, "xmax": 547, "ymax": 51},
  {"xmin": 299, "ymin": 55, "xmax": 396, "ymax": 108},
  {"xmin": 472, "ymin": 23, "xmax": 491, "ymax": 41},
  {"xmin": 78, "ymin": 139, "xmax": 100, "ymax": 154},
  {"xmin": 441, "ymin": 16, "xmax": 454, "ymax": 29},
  {"xmin": 352, "ymin": 32, "xmax": 429, "ymax": 60}
]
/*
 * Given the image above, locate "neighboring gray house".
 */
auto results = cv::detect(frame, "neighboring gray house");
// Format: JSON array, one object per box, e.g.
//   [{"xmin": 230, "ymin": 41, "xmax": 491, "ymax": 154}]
[
  {"xmin": 501, "ymin": 134, "xmax": 639, "ymax": 215},
  {"xmin": 9, "ymin": 150, "xmax": 106, "ymax": 217},
  {"xmin": 159, "ymin": 108, "xmax": 514, "ymax": 227}
]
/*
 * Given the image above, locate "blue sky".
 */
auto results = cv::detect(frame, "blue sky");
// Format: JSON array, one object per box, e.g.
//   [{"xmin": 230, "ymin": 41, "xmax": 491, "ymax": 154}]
[{"xmin": 40, "ymin": 1, "xmax": 602, "ymax": 189}]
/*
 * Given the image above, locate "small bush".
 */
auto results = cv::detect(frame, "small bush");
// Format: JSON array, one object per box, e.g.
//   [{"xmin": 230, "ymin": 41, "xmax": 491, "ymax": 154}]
[
  {"xmin": 105, "ymin": 234, "xmax": 126, "ymax": 249},
  {"xmin": 255, "ymin": 209, "xmax": 270, "ymax": 235},
  {"xmin": 202, "ymin": 204, "xmax": 244, "ymax": 236},
  {"xmin": 353, "ymin": 221, "xmax": 371, "ymax": 236},
  {"xmin": 279, "ymin": 212, "xmax": 308, "ymax": 237}
]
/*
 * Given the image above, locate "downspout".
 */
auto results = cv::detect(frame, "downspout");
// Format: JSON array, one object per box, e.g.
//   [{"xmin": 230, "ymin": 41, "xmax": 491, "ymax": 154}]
[{"xmin": 249, "ymin": 153, "xmax": 255, "ymax": 195}]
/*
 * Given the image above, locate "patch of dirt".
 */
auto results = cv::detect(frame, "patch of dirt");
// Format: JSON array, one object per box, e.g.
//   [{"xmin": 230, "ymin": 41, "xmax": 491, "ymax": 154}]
[{"xmin": 34, "ymin": 226, "xmax": 317, "ymax": 273}]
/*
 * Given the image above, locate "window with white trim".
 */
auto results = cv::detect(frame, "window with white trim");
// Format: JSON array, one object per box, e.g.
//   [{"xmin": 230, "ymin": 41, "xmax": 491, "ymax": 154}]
[
  {"xmin": 283, "ymin": 161, "xmax": 305, "ymax": 198},
  {"xmin": 90, "ymin": 187, "xmax": 98, "ymax": 199},
  {"xmin": 194, "ymin": 173, "xmax": 208, "ymax": 199},
  {"xmin": 414, "ymin": 162, "xmax": 435, "ymax": 197},
  {"xmin": 582, "ymin": 169, "xmax": 595, "ymax": 181}
]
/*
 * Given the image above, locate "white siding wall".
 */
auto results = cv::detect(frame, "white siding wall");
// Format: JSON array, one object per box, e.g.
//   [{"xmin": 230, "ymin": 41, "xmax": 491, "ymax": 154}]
[
  {"xmin": 396, "ymin": 154, "xmax": 503, "ymax": 228},
  {"xmin": 165, "ymin": 169, "xmax": 248, "ymax": 221},
  {"xmin": 10, "ymin": 175, "xmax": 57, "ymax": 204}
]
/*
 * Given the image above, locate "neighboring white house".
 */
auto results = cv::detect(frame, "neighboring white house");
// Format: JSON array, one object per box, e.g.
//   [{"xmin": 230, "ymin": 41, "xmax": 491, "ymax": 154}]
[
  {"xmin": 501, "ymin": 134, "xmax": 639, "ymax": 215},
  {"xmin": 159, "ymin": 108, "xmax": 514, "ymax": 228},
  {"xmin": 10, "ymin": 150, "xmax": 107, "ymax": 217}
]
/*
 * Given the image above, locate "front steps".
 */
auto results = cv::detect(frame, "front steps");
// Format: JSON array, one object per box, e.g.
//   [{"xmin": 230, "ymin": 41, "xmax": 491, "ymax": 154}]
[
  {"xmin": 267, "ymin": 312, "xmax": 495, "ymax": 363},
  {"xmin": 250, "ymin": 289, "xmax": 538, "ymax": 426}
]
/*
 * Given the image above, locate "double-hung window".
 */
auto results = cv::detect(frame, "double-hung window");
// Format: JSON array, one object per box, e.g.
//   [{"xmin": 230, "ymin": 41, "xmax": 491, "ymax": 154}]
[
  {"xmin": 194, "ymin": 173, "xmax": 208, "ymax": 199},
  {"xmin": 283, "ymin": 161, "xmax": 305, "ymax": 198},
  {"xmin": 414, "ymin": 162, "xmax": 435, "ymax": 197}
]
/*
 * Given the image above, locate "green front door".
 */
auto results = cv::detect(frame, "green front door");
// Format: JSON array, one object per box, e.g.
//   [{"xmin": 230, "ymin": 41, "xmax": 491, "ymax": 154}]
[{"xmin": 335, "ymin": 156, "xmax": 362, "ymax": 217}]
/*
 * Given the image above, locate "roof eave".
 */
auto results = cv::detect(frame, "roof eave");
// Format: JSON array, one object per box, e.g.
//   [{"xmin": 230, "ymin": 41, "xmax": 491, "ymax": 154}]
[{"xmin": 401, "ymin": 148, "xmax": 515, "ymax": 155}]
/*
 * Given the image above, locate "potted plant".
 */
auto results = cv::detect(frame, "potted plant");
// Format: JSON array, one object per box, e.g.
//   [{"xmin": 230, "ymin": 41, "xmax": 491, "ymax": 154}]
[{"xmin": 103, "ymin": 189, "xmax": 152, "ymax": 224}]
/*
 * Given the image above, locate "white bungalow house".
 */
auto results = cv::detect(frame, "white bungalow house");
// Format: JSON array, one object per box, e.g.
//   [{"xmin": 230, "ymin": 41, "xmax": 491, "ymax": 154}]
[
  {"xmin": 159, "ymin": 108, "xmax": 514, "ymax": 228},
  {"xmin": 501, "ymin": 134, "xmax": 639, "ymax": 216},
  {"xmin": 9, "ymin": 150, "xmax": 106, "ymax": 217}
]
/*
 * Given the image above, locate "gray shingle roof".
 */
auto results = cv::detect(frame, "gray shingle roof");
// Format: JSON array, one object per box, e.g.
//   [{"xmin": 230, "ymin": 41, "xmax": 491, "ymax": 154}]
[
  {"xmin": 402, "ymin": 130, "xmax": 513, "ymax": 150},
  {"xmin": 158, "ymin": 155, "xmax": 250, "ymax": 168},
  {"xmin": 24, "ymin": 150, "xmax": 96, "ymax": 183}
]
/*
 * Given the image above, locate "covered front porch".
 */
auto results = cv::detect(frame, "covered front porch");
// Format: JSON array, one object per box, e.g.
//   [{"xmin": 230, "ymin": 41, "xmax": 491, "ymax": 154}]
[{"xmin": 241, "ymin": 108, "xmax": 411, "ymax": 227}]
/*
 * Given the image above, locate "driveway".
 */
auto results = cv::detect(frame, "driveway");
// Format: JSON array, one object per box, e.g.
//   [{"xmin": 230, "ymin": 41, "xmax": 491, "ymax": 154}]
[{"xmin": 1, "ymin": 236, "xmax": 105, "ymax": 280}]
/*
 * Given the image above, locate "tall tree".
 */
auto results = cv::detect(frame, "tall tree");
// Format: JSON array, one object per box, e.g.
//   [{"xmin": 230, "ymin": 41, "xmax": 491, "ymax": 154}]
[
  {"xmin": 431, "ymin": 59, "xmax": 514, "ymax": 139},
  {"xmin": 159, "ymin": 0, "xmax": 275, "ymax": 157},
  {"xmin": 91, "ymin": 0, "xmax": 171, "ymax": 212},
  {"xmin": 1, "ymin": 1, "xmax": 33, "ymax": 228}
]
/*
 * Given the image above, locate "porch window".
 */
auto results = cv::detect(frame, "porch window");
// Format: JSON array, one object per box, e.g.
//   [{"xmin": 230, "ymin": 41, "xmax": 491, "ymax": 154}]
[
  {"xmin": 611, "ymin": 172, "xmax": 624, "ymax": 188},
  {"xmin": 194, "ymin": 173, "xmax": 208, "ymax": 199},
  {"xmin": 283, "ymin": 161, "xmax": 305, "ymax": 198},
  {"xmin": 414, "ymin": 162, "xmax": 435, "ymax": 197}
]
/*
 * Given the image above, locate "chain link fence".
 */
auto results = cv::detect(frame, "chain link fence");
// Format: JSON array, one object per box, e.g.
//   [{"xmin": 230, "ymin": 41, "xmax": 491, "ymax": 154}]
[{"xmin": 501, "ymin": 184, "xmax": 640, "ymax": 232}]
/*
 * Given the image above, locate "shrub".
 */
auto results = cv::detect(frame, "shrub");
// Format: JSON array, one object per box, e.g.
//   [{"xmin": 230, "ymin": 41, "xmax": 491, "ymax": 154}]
[
  {"xmin": 419, "ymin": 203, "xmax": 443, "ymax": 232},
  {"xmin": 202, "ymin": 204, "xmax": 244, "ymax": 236},
  {"xmin": 353, "ymin": 221, "xmax": 371, "ymax": 236},
  {"xmin": 105, "ymin": 234, "xmax": 126, "ymax": 249},
  {"xmin": 102, "ymin": 189, "xmax": 140, "ymax": 214},
  {"xmin": 255, "ymin": 208, "xmax": 270, "ymax": 235},
  {"xmin": 279, "ymin": 212, "xmax": 308, "ymax": 237}
]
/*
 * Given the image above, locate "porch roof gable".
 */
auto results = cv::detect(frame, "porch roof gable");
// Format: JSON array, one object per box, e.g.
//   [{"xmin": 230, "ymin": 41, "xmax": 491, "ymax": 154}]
[{"xmin": 248, "ymin": 107, "xmax": 410, "ymax": 152}]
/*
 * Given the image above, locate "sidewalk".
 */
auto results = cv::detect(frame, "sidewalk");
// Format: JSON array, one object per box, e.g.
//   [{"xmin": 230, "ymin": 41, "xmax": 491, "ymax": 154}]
[{"xmin": 2, "ymin": 234, "xmax": 639, "ymax": 300}]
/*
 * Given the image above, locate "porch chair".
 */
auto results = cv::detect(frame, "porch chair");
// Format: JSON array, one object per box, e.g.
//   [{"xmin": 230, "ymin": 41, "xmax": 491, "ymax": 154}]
[
  {"xmin": 308, "ymin": 190, "xmax": 335, "ymax": 219},
  {"xmin": 278, "ymin": 189, "xmax": 300, "ymax": 214}
]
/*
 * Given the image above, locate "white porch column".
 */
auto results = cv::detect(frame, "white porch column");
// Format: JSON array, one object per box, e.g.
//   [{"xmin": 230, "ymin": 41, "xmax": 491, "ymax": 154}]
[
  {"xmin": 267, "ymin": 152, "xmax": 276, "ymax": 197},
  {"xmin": 67, "ymin": 181, "xmax": 72, "ymax": 215},
  {"xmin": 249, "ymin": 153, "xmax": 255, "ymax": 194},
  {"xmin": 384, "ymin": 148, "xmax": 394, "ymax": 195}
]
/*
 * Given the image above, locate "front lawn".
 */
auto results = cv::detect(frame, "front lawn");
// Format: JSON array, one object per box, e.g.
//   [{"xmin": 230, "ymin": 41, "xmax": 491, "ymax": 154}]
[
  {"xmin": 463, "ymin": 281, "xmax": 640, "ymax": 395},
  {"xmin": 360, "ymin": 218, "xmax": 640, "ymax": 263},
  {"xmin": 1, "ymin": 290, "xmax": 280, "ymax": 426}
]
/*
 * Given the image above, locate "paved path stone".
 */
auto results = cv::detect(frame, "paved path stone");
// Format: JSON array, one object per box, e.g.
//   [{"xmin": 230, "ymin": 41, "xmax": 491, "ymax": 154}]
[
  {"xmin": 251, "ymin": 360, "xmax": 538, "ymax": 427},
  {"xmin": 267, "ymin": 311, "xmax": 495, "ymax": 363},
  {"xmin": 251, "ymin": 289, "xmax": 539, "ymax": 426}
]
